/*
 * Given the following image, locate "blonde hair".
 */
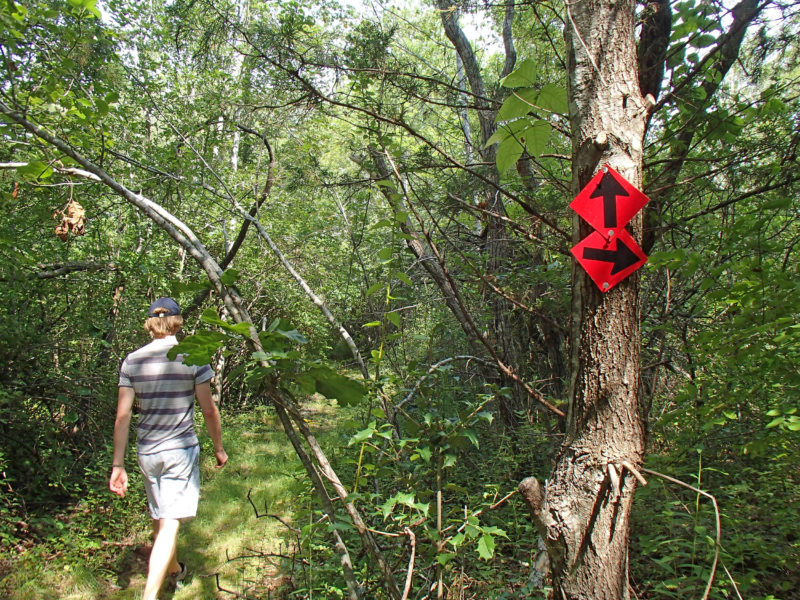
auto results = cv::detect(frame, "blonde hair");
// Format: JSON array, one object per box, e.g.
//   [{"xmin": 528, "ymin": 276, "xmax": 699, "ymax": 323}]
[{"xmin": 144, "ymin": 307, "xmax": 183, "ymax": 339}]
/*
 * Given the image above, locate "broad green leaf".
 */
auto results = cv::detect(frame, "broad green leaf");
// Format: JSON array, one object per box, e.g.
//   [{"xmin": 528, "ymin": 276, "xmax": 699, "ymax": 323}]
[
  {"xmin": 275, "ymin": 327, "xmax": 308, "ymax": 344},
  {"xmin": 522, "ymin": 120, "xmax": 551, "ymax": 157},
  {"xmin": 293, "ymin": 372, "xmax": 317, "ymax": 395},
  {"xmin": 536, "ymin": 84, "xmax": 569, "ymax": 114},
  {"xmin": 371, "ymin": 218, "xmax": 394, "ymax": 229},
  {"xmin": 436, "ymin": 553, "xmax": 457, "ymax": 566},
  {"xmin": 306, "ymin": 366, "xmax": 366, "ymax": 405},
  {"xmin": 763, "ymin": 197, "xmax": 791, "ymax": 210},
  {"xmin": 693, "ymin": 33, "xmax": 717, "ymax": 48},
  {"xmin": 385, "ymin": 311, "xmax": 401, "ymax": 327},
  {"xmin": 415, "ymin": 446, "xmax": 432, "ymax": 462},
  {"xmin": 499, "ymin": 58, "xmax": 537, "ymax": 88},
  {"xmin": 497, "ymin": 88, "xmax": 539, "ymax": 121},
  {"xmin": 485, "ymin": 117, "xmax": 530, "ymax": 148},
  {"xmin": 378, "ymin": 247, "xmax": 393, "ymax": 260},
  {"xmin": 201, "ymin": 307, "xmax": 229, "ymax": 328},
  {"xmin": 392, "ymin": 271, "xmax": 413, "ymax": 286},
  {"xmin": 496, "ymin": 135, "xmax": 524, "ymax": 175},
  {"xmin": 170, "ymin": 280, "xmax": 211, "ymax": 294},
  {"xmin": 463, "ymin": 429, "xmax": 479, "ymax": 448},
  {"xmin": 18, "ymin": 161, "xmax": 53, "ymax": 181},
  {"xmin": 167, "ymin": 330, "xmax": 226, "ymax": 366},
  {"xmin": 348, "ymin": 421, "xmax": 376, "ymax": 446},
  {"xmin": 366, "ymin": 282, "xmax": 385, "ymax": 297},
  {"xmin": 220, "ymin": 268, "xmax": 240, "ymax": 285},
  {"xmin": 766, "ymin": 417, "xmax": 785, "ymax": 428},
  {"xmin": 450, "ymin": 532, "xmax": 465, "ymax": 548},
  {"xmin": 477, "ymin": 534, "xmax": 496, "ymax": 559},
  {"xmin": 229, "ymin": 322, "xmax": 254, "ymax": 336}
]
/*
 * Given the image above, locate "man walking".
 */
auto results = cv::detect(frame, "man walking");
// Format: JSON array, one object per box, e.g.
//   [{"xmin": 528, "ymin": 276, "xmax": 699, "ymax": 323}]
[{"xmin": 109, "ymin": 297, "xmax": 227, "ymax": 600}]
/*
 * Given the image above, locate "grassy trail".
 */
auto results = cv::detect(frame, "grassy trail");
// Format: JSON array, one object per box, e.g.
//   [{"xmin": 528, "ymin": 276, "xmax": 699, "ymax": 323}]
[{"xmin": 2, "ymin": 404, "xmax": 323, "ymax": 599}]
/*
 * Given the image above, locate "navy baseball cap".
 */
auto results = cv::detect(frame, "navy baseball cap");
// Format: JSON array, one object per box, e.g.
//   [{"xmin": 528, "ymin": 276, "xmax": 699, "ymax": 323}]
[{"xmin": 148, "ymin": 297, "xmax": 181, "ymax": 317}]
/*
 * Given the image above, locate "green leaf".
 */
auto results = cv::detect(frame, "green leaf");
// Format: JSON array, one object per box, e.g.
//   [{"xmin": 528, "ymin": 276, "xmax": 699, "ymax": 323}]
[
  {"xmin": 169, "ymin": 279, "xmax": 211, "ymax": 295},
  {"xmin": 371, "ymin": 218, "xmax": 395, "ymax": 229},
  {"xmin": 378, "ymin": 247, "xmax": 393, "ymax": 260},
  {"xmin": 499, "ymin": 58, "xmax": 537, "ymax": 88},
  {"xmin": 496, "ymin": 135, "xmax": 524, "ymax": 175},
  {"xmin": 477, "ymin": 534, "xmax": 496, "ymax": 559},
  {"xmin": 275, "ymin": 327, "xmax": 308, "ymax": 344},
  {"xmin": 485, "ymin": 117, "xmax": 530, "ymax": 148},
  {"xmin": 348, "ymin": 421, "xmax": 376, "ymax": 446},
  {"xmin": 536, "ymin": 84, "xmax": 568, "ymax": 114},
  {"xmin": 463, "ymin": 429, "xmax": 479, "ymax": 448},
  {"xmin": 497, "ymin": 88, "xmax": 539, "ymax": 121},
  {"xmin": 436, "ymin": 553, "xmax": 457, "ymax": 566},
  {"xmin": 522, "ymin": 120, "xmax": 551, "ymax": 157},
  {"xmin": 450, "ymin": 532, "xmax": 465, "ymax": 548},
  {"xmin": 415, "ymin": 446, "xmax": 432, "ymax": 462},
  {"xmin": 385, "ymin": 311, "xmax": 401, "ymax": 327},
  {"xmin": 766, "ymin": 417, "xmax": 785, "ymax": 428},
  {"xmin": 762, "ymin": 197, "xmax": 791, "ymax": 210},
  {"xmin": 392, "ymin": 271, "xmax": 413, "ymax": 286},
  {"xmin": 166, "ymin": 330, "xmax": 226, "ymax": 366},
  {"xmin": 306, "ymin": 366, "xmax": 366, "ymax": 405},
  {"xmin": 366, "ymin": 282, "xmax": 385, "ymax": 297},
  {"xmin": 200, "ymin": 307, "xmax": 231, "ymax": 329},
  {"xmin": 220, "ymin": 268, "xmax": 240, "ymax": 285},
  {"xmin": 18, "ymin": 161, "xmax": 53, "ymax": 181},
  {"xmin": 229, "ymin": 322, "xmax": 254, "ymax": 336},
  {"xmin": 692, "ymin": 33, "xmax": 717, "ymax": 48}
]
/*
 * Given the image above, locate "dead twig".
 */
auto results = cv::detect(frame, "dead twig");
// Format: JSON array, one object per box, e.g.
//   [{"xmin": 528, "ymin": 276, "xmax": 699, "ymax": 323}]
[{"xmin": 401, "ymin": 527, "xmax": 416, "ymax": 600}]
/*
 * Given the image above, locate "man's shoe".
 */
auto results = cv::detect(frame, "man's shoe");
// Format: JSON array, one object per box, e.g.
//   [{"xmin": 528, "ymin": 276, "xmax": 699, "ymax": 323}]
[{"xmin": 170, "ymin": 562, "xmax": 187, "ymax": 582}]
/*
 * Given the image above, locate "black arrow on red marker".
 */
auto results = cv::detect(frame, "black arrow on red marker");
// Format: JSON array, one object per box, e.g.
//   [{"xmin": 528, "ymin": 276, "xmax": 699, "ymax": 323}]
[
  {"xmin": 583, "ymin": 238, "xmax": 641, "ymax": 274},
  {"xmin": 591, "ymin": 171, "xmax": 629, "ymax": 228}
]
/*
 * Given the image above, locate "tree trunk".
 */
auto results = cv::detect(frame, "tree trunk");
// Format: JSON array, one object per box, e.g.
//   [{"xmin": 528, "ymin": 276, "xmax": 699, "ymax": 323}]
[{"xmin": 521, "ymin": 1, "xmax": 648, "ymax": 597}]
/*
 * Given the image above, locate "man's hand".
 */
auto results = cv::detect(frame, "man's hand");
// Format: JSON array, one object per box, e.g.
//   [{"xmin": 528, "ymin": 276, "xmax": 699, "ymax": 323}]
[
  {"xmin": 109, "ymin": 466, "xmax": 128, "ymax": 497},
  {"xmin": 215, "ymin": 448, "xmax": 228, "ymax": 468}
]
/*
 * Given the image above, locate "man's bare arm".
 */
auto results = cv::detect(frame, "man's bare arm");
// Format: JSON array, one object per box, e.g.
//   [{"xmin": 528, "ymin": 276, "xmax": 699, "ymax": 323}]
[
  {"xmin": 195, "ymin": 381, "xmax": 227, "ymax": 467},
  {"xmin": 110, "ymin": 386, "xmax": 135, "ymax": 497}
]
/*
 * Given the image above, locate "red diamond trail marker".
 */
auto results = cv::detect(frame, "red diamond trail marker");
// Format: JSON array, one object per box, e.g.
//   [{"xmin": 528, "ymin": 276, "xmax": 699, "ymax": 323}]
[
  {"xmin": 570, "ymin": 165, "xmax": 650, "ymax": 292},
  {"xmin": 570, "ymin": 166, "xmax": 650, "ymax": 240},
  {"xmin": 571, "ymin": 229, "xmax": 648, "ymax": 292}
]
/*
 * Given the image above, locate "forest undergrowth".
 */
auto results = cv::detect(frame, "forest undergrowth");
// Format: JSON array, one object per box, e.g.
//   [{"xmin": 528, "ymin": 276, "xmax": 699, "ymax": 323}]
[
  {"xmin": 2, "ymin": 392, "xmax": 797, "ymax": 599},
  {"xmin": 0, "ymin": 404, "xmax": 311, "ymax": 600}
]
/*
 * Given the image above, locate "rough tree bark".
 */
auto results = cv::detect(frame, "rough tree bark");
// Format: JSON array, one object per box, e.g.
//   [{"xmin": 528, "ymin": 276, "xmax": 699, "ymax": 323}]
[{"xmin": 520, "ymin": 1, "xmax": 649, "ymax": 598}]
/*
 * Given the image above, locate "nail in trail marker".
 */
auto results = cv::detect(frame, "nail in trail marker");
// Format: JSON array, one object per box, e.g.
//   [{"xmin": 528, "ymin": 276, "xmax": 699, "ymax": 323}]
[{"xmin": 569, "ymin": 165, "xmax": 650, "ymax": 292}]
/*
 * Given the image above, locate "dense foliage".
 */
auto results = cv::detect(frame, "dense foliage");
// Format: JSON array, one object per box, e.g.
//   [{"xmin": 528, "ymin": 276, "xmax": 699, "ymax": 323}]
[{"xmin": 1, "ymin": 0, "xmax": 798, "ymax": 598}]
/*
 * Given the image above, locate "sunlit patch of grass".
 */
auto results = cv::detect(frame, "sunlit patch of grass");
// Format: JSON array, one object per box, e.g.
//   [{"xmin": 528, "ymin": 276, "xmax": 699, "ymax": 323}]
[
  {"xmin": 1, "ymin": 400, "xmax": 350, "ymax": 599},
  {"xmin": 173, "ymin": 405, "xmax": 306, "ymax": 599}
]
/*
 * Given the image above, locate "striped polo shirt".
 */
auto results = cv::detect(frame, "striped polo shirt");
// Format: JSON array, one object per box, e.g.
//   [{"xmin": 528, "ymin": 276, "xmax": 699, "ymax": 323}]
[{"xmin": 119, "ymin": 335, "xmax": 214, "ymax": 455}]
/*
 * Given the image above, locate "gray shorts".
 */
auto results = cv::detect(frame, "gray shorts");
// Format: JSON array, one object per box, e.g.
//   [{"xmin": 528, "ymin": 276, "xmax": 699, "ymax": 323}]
[{"xmin": 138, "ymin": 445, "xmax": 200, "ymax": 520}]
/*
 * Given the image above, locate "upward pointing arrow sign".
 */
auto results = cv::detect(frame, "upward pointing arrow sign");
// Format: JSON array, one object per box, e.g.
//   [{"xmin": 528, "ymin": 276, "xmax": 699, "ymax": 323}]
[
  {"xmin": 569, "ymin": 166, "xmax": 650, "ymax": 236},
  {"xmin": 590, "ymin": 171, "xmax": 629, "ymax": 228}
]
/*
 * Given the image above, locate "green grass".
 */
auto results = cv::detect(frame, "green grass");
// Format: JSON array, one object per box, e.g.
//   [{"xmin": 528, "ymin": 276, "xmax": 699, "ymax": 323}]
[{"xmin": 0, "ymin": 403, "xmax": 317, "ymax": 599}]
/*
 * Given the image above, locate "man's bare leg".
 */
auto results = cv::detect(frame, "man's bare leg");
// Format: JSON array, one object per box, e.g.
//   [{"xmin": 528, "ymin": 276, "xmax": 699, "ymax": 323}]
[
  {"xmin": 143, "ymin": 518, "xmax": 181, "ymax": 600},
  {"xmin": 151, "ymin": 518, "xmax": 181, "ymax": 575}
]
